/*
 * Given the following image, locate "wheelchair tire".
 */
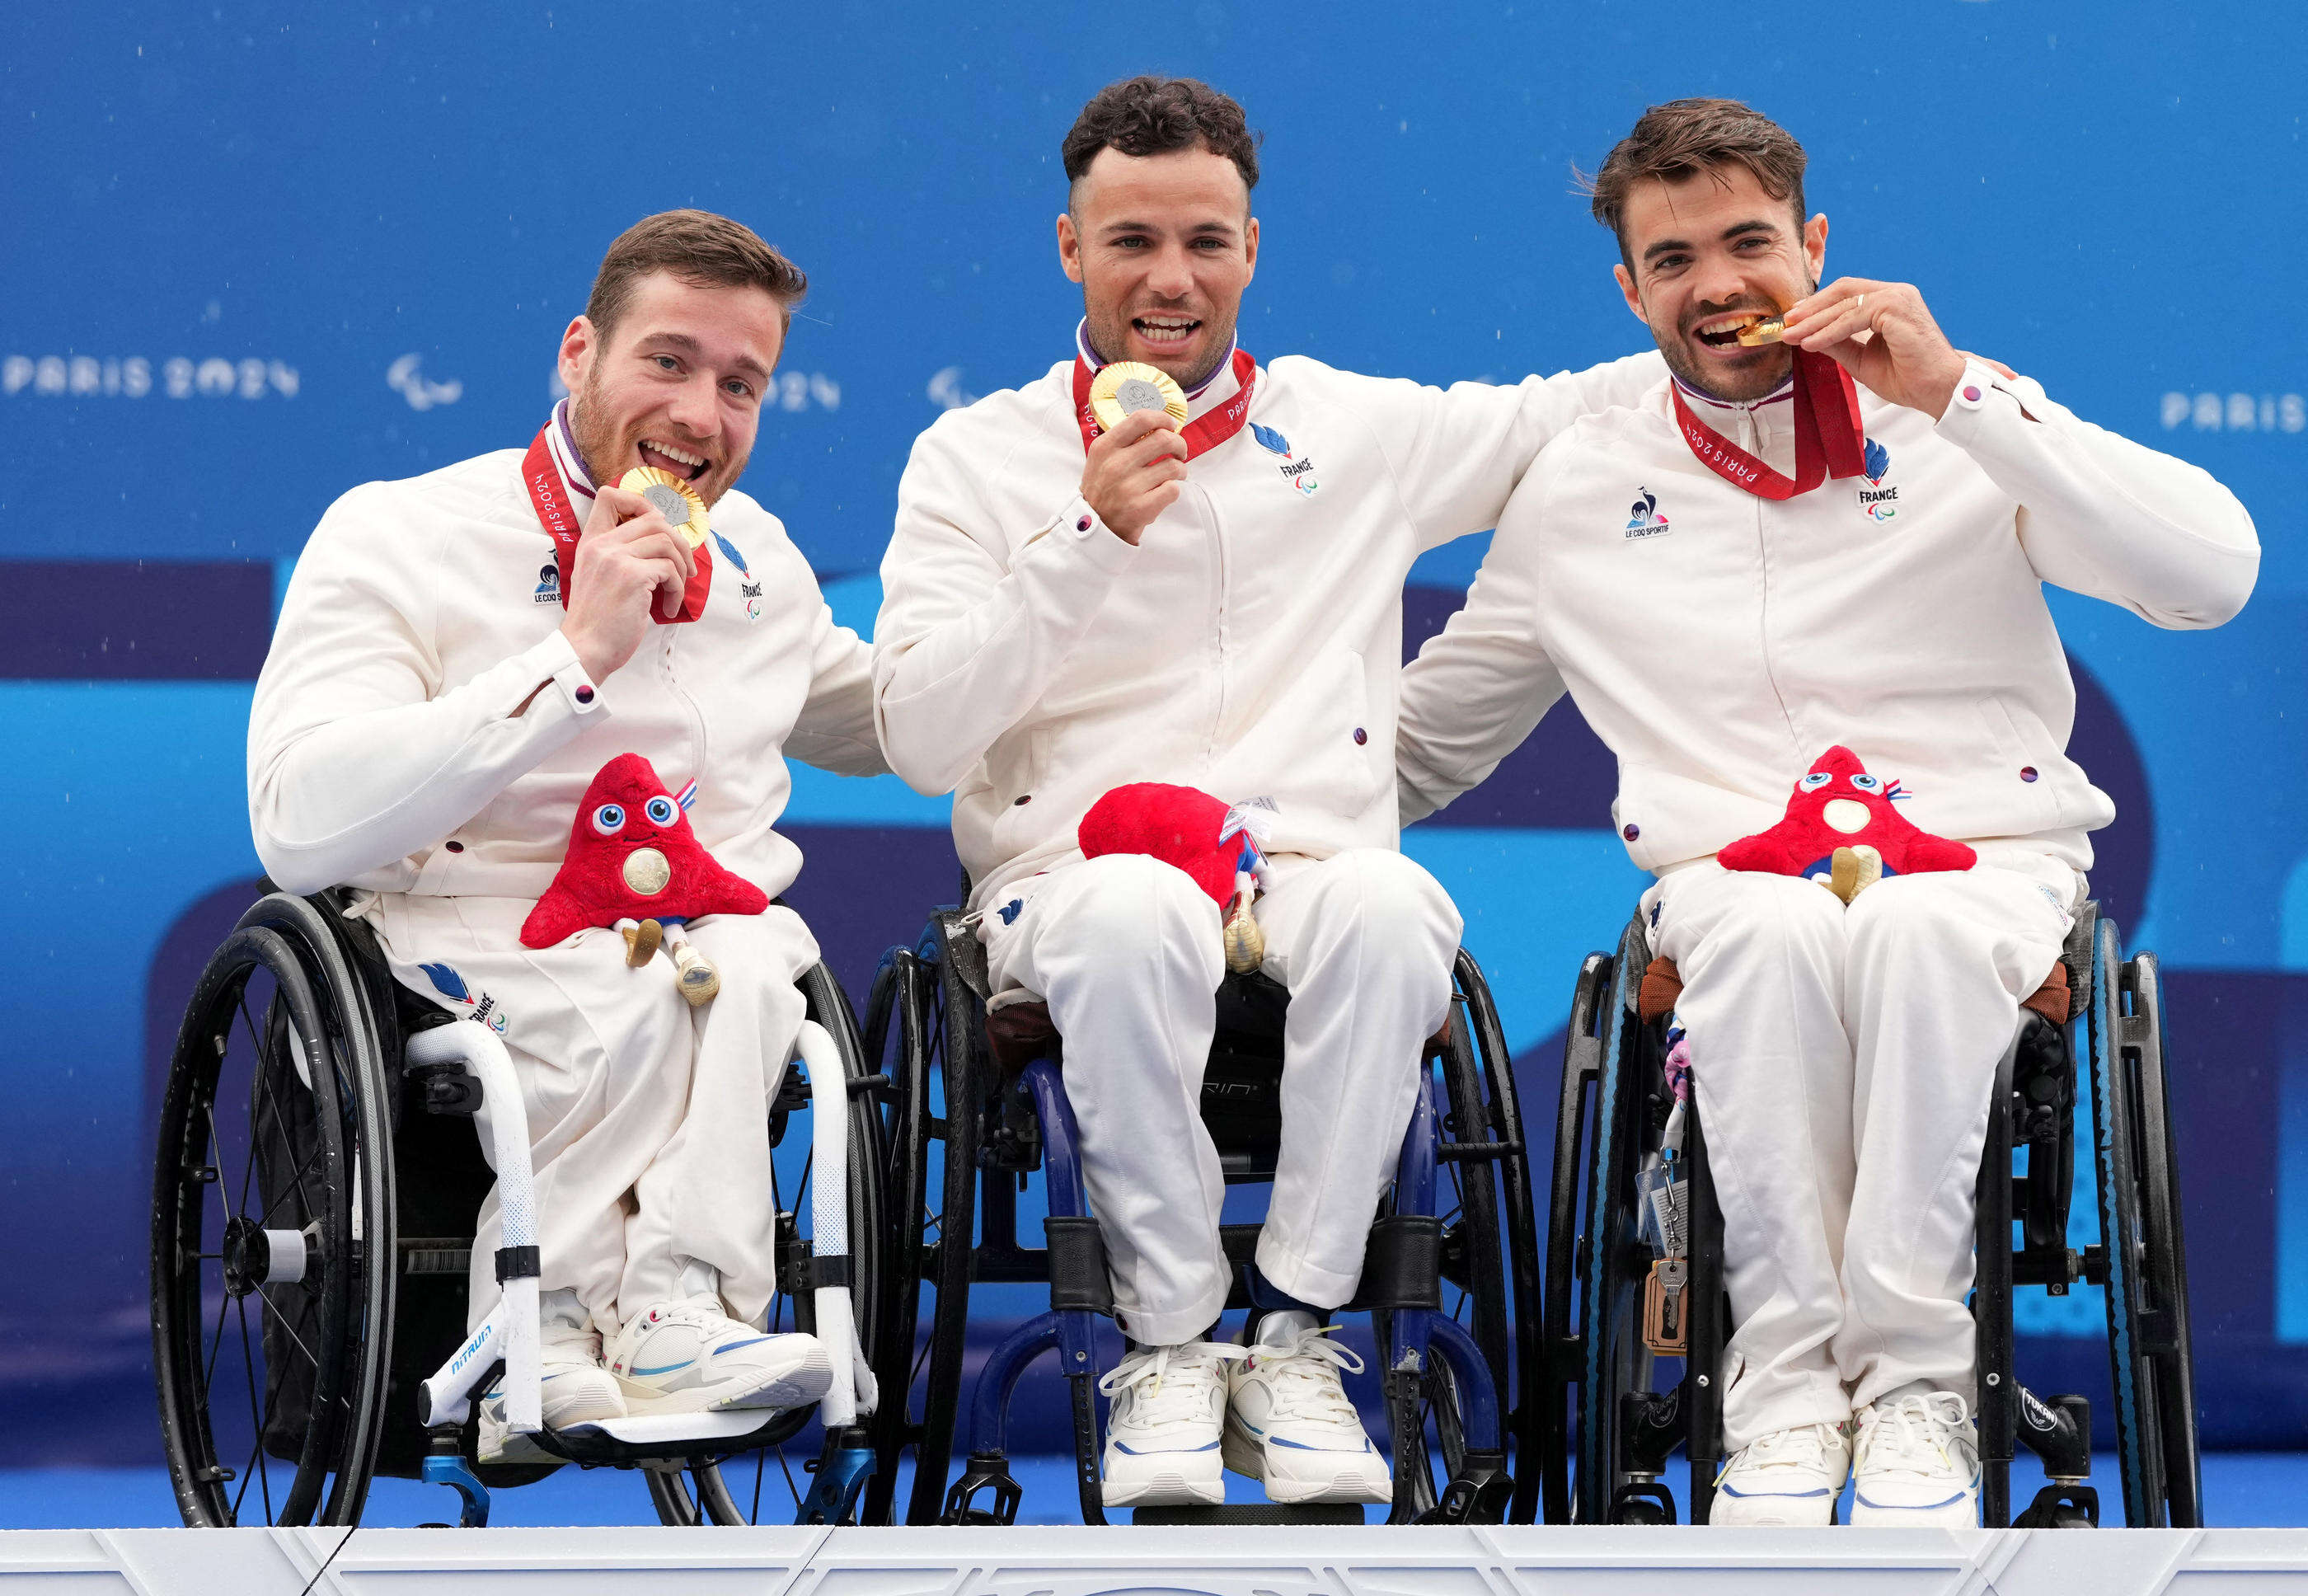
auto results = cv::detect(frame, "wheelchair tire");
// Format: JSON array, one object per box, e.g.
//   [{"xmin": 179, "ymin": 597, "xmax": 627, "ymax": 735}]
[
  {"xmin": 862, "ymin": 922, "xmax": 985, "ymax": 1526},
  {"xmin": 2089, "ymin": 927, "xmax": 2202, "ymax": 1528},
  {"xmin": 152, "ymin": 898, "xmax": 395, "ymax": 1527},
  {"xmin": 683, "ymin": 961, "xmax": 892, "ymax": 1526}
]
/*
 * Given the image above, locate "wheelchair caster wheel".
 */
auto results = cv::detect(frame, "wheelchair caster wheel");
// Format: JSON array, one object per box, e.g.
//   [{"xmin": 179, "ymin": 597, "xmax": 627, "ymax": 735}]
[{"xmin": 1609, "ymin": 1480, "xmax": 1677, "ymax": 1526}]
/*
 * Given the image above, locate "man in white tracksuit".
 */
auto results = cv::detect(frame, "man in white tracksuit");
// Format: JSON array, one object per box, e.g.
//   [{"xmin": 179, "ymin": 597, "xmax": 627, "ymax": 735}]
[
  {"xmin": 874, "ymin": 75, "xmax": 1660, "ymax": 1507},
  {"xmin": 1396, "ymin": 100, "xmax": 2257, "ymax": 1525},
  {"xmin": 249, "ymin": 212, "xmax": 884, "ymax": 1462}
]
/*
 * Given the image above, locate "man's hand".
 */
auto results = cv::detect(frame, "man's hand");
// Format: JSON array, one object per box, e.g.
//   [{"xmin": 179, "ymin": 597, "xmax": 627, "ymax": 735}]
[
  {"xmin": 1780, "ymin": 277, "xmax": 1969, "ymax": 420},
  {"xmin": 1081, "ymin": 408, "xmax": 1189, "ymax": 546},
  {"xmin": 558, "ymin": 483, "xmax": 697, "ymax": 681}
]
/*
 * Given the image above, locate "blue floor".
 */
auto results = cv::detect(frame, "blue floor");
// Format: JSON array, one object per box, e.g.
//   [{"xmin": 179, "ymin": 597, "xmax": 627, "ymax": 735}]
[{"xmin": 1, "ymin": 1453, "xmax": 2301, "ymax": 1529}]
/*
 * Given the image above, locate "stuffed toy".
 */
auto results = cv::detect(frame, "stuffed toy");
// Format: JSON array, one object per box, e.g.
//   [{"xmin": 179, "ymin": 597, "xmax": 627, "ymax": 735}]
[
  {"xmin": 1718, "ymin": 745, "xmax": 1976, "ymax": 904},
  {"xmin": 1078, "ymin": 782, "xmax": 1274, "ymax": 974},
  {"xmin": 519, "ymin": 752, "xmax": 767, "ymax": 1003}
]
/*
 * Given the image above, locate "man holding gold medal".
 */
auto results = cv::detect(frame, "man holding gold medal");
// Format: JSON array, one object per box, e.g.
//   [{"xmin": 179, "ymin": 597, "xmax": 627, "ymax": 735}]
[
  {"xmin": 1396, "ymin": 100, "xmax": 2257, "ymax": 1524},
  {"xmin": 249, "ymin": 211, "xmax": 887, "ymax": 1462},
  {"xmin": 874, "ymin": 76, "xmax": 1663, "ymax": 1507}
]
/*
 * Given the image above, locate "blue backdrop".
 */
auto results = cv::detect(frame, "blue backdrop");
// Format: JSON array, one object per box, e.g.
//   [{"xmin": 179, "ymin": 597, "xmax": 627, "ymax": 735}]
[{"xmin": 4, "ymin": 0, "xmax": 2304, "ymax": 1465}]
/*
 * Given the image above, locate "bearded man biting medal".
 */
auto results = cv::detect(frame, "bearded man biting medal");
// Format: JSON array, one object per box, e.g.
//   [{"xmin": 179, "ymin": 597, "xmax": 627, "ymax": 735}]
[
  {"xmin": 874, "ymin": 75, "xmax": 1662, "ymax": 1510},
  {"xmin": 1396, "ymin": 99, "xmax": 2257, "ymax": 1527},
  {"xmin": 249, "ymin": 211, "xmax": 887, "ymax": 1465}
]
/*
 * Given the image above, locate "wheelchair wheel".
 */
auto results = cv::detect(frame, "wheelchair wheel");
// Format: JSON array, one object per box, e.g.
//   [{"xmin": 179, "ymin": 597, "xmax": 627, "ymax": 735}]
[
  {"xmin": 1385, "ymin": 950, "xmax": 1539, "ymax": 1522},
  {"xmin": 152, "ymin": 894, "xmax": 396, "ymax": 1527},
  {"xmin": 2087, "ymin": 924, "xmax": 2202, "ymax": 1528},
  {"xmin": 862, "ymin": 916, "xmax": 984, "ymax": 1525},
  {"xmin": 676, "ymin": 961, "xmax": 892, "ymax": 1525},
  {"xmin": 1542, "ymin": 920, "xmax": 1660, "ymax": 1524}
]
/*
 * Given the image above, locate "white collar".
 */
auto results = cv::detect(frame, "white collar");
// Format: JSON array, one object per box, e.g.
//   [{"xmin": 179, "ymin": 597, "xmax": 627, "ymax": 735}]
[
  {"xmin": 1672, "ymin": 371, "xmax": 1794, "ymax": 425},
  {"xmin": 546, "ymin": 398, "xmax": 597, "ymax": 507}
]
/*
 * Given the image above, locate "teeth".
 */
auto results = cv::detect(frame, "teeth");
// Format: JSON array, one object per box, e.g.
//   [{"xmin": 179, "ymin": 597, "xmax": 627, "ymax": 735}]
[{"xmin": 645, "ymin": 439, "xmax": 704, "ymax": 467}]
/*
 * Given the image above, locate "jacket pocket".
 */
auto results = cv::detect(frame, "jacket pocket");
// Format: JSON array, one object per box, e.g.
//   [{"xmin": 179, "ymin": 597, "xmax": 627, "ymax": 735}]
[{"xmin": 1974, "ymin": 697, "xmax": 2064, "ymax": 831}]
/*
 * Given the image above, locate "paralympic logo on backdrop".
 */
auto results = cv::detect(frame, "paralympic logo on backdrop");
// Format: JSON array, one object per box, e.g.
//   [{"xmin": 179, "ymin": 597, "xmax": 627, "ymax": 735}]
[{"xmin": 2, "ymin": 354, "xmax": 298, "ymax": 399}]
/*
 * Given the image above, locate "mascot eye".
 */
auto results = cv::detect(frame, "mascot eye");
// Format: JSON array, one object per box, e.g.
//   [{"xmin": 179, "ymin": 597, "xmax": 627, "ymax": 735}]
[
  {"xmin": 1800, "ymin": 772, "xmax": 1832, "ymax": 791},
  {"xmin": 1851, "ymin": 773, "xmax": 1883, "ymax": 793},
  {"xmin": 592, "ymin": 803, "xmax": 626, "ymax": 835},
  {"xmin": 645, "ymin": 796, "xmax": 678, "ymax": 826}
]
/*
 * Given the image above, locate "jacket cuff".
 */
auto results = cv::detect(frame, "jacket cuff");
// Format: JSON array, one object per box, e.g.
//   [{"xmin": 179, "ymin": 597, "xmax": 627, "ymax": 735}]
[
  {"xmin": 526, "ymin": 628, "xmax": 610, "ymax": 720},
  {"xmin": 1044, "ymin": 494, "xmax": 1138, "ymax": 573},
  {"xmin": 1935, "ymin": 359, "xmax": 2034, "ymax": 445}
]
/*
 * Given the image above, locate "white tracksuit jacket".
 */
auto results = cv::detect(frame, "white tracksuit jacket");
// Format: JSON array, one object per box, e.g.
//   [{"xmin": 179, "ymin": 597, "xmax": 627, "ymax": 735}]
[
  {"xmin": 874, "ymin": 340, "xmax": 1663, "ymax": 1339},
  {"xmin": 247, "ymin": 408, "xmax": 885, "ymax": 1331},
  {"xmin": 1394, "ymin": 360, "xmax": 2256, "ymax": 1445}
]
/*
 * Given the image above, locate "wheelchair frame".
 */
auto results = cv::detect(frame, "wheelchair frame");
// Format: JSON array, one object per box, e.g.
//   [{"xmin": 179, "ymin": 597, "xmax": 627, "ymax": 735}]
[
  {"xmin": 149, "ymin": 887, "xmax": 889, "ymax": 1528},
  {"xmin": 1540, "ymin": 899, "xmax": 2201, "ymax": 1528},
  {"xmin": 860, "ymin": 907, "xmax": 1544, "ymax": 1526}
]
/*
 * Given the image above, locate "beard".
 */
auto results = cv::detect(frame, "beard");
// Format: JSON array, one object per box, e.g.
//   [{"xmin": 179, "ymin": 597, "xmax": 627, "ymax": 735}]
[
  {"xmin": 569, "ymin": 370, "xmax": 747, "ymax": 508},
  {"xmin": 1653, "ymin": 276, "xmax": 1815, "ymax": 404}
]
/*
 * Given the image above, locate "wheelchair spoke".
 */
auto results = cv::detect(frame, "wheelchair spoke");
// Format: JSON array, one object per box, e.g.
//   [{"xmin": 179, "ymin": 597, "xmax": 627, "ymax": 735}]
[
  {"xmin": 234, "ymin": 1295, "xmax": 273, "ymax": 1523},
  {"xmin": 776, "ymin": 1442, "xmax": 801, "ymax": 1507},
  {"xmin": 750, "ymin": 1450, "xmax": 765, "ymax": 1524},
  {"xmin": 254, "ymin": 1075, "xmax": 321, "ymax": 1231},
  {"xmin": 201, "ymin": 1274, "xmax": 234, "ymax": 1392},
  {"xmin": 256, "ymin": 1140, "xmax": 325, "ymax": 1230},
  {"xmin": 254, "ymin": 1289, "xmax": 321, "ymax": 1373}
]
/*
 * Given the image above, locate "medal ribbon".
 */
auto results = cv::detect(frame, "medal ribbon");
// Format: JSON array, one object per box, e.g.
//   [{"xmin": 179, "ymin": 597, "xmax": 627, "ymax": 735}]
[
  {"xmin": 522, "ymin": 424, "xmax": 711, "ymax": 623},
  {"xmin": 1072, "ymin": 346, "xmax": 1260, "ymax": 458},
  {"xmin": 1670, "ymin": 350, "xmax": 1866, "ymax": 500}
]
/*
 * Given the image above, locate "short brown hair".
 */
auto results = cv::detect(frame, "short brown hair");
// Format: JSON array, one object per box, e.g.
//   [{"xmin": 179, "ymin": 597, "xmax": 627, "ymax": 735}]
[
  {"xmin": 585, "ymin": 209, "xmax": 808, "ymax": 340},
  {"xmin": 1063, "ymin": 75, "xmax": 1260, "ymax": 198},
  {"xmin": 1582, "ymin": 98, "xmax": 1808, "ymax": 265}
]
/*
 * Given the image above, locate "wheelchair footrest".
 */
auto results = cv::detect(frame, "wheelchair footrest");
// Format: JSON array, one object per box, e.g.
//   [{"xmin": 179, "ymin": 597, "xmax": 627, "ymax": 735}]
[
  {"xmin": 1133, "ymin": 1503, "xmax": 1365, "ymax": 1525},
  {"xmin": 533, "ymin": 1407, "xmax": 793, "ymax": 1464}
]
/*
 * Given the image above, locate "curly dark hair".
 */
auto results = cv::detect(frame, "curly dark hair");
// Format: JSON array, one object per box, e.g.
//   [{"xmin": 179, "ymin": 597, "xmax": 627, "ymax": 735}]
[{"xmin": 1062, "ymin": 75, "xmax": 1260, "ymax": 197}]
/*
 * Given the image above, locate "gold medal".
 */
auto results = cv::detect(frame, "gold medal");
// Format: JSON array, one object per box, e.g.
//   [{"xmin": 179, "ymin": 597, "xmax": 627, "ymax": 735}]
[
  {"xmin": 617, "ymin": 466, "xmax": 710, "ymax": 548},
  {"xmin": 1087, "ymin": 361, "xmax": 1189, "ymax": 434},
  {"xmin": 1734, "ymin": 314, "xmax": 1788, "ymax": 348}
]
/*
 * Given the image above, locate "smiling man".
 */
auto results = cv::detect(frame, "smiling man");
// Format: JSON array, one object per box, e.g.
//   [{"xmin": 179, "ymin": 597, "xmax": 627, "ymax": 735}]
[
  {"xmin": 1396, "ymin": 100, "xmax": 2257, "ymax": 1525},
  {"xmin": 249, "ymin": 211, "xmax": 886, "ymax": 1463},
  {"xmin": 874, "ymin": 76, "xmax": 1660, "ymax": 1509}
]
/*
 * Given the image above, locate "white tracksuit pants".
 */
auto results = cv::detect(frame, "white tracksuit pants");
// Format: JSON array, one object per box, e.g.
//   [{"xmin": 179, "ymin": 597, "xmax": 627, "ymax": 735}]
[
  {"xmin": 1642, "ymin": 847, "xmax": 2080, "ymax": 1448},
  {"xmin": 373, "ymin": 893, "xmax": 819, "ymax": 1339},
  {"xmin": 982, "ymin": 848, "xmax": 1464, "ymax": 1346}
]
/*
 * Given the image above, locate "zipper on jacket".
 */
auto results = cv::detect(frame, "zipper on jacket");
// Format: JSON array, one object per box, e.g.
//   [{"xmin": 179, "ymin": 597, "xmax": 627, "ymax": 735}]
[
  {"xmin": 1741, "ymin": 405, "xmax": 1804, "ymax": 754},
  {"xmin": 662, "ymin": 630, "xmax": 710, "ymax": 783},
  {"xmin": 1202, "ymin": 481, "xmax": 1228, "ymax": 770}
]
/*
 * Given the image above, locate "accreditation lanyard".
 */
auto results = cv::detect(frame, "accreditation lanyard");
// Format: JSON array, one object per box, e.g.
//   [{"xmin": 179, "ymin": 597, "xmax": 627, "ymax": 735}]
[
  {"xmin": 521, "ymin": 424, "xmax": 712, "ymax": 623},
  {"xmin": 1071, "ymin": 346, "xmax": 1260, "ymax": 458},
  {"xmin": 1670, "ymin": 350, "xmax": 1867, "ymax": 500}
]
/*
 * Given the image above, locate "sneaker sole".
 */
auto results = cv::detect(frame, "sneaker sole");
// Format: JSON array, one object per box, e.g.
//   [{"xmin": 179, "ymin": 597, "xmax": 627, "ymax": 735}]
[
  {"xmin": 1222, "ymin": 1418, "xmax": 1391, "ymax": 1504},
  {"xmin": 1101, "ymin": 1464, "xmax": 1226, "ymax": 1508}
]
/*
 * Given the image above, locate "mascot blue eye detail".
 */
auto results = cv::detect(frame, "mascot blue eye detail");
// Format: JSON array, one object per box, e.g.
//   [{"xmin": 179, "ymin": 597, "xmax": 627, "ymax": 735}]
[
  {"xmin": 645, "ymin": 795, "xmax": 678, "ymax": 826},
  {"xmin": 592, "ymin": 803, "xmax": 626, "ymax": 835},
  {"xmin": 1851, "ymin": 773, "xmax": 1883, "ymax": 793},
  {"xmin": 1801, "ymin": 772, "xmax": 1833, "ymax": 791}
]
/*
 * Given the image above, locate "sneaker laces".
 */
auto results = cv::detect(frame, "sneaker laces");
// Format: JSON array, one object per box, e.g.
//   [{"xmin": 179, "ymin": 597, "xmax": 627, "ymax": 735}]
[
  {"xmin": 1243, "ymin": 1323, "xmax": 1365, "ymax": 1425},
  {"xmin": 1099, "ymin": 1341, "xmax": 1245, "ymax": 1428},
  {"xmin": 1860, "ymin": 1392, "xmax": 1970, "ymax": 1476},
  {"xmin": 1714, "ymin": 1420, "xmax": 1840, "ymax": 1486}
]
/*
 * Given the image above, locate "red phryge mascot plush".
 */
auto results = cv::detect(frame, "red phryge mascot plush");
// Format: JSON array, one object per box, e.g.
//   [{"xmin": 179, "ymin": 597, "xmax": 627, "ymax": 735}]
[
  {"xmin": 520, "ymin": 753, "xmax": 767, "ymax": 1003},
  {"xmin": 1718, "ymin": 746, "xmax": 1976, "ymax": 904},
  {"xmin": 1078, "ymin": 782, "xmax": 1274, "ymax": 973}
]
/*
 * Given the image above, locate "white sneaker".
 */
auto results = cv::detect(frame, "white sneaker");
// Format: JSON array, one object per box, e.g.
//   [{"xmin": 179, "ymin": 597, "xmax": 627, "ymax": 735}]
[
  {"xmin": 1223, "ymin": 1312, "xmax": 1391, "ymax": 1504},
  {"xmin": 605, "ymin": 1294, "xmax": 833, "ymax": 1415},
  {"xmin": 1099, "ymin": 1340, "xmax": 1245, "ymax": 1507},
  {"xmin": 1850, "ymin": 1392, "xmax": 1982, "ymax": 1527},
  {"xmin": 476, "ymin": 1300, "xmax": 625, "ymax": 1466},
  {"xmin": 1710, "ymin": 1420, "xmax": 1851, "ymax": 1525}
]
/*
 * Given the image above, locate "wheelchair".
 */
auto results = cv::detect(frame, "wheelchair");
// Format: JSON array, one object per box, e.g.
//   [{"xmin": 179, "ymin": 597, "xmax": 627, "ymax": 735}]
[
  {"xmin": 1541, "ymin": 897, "xmax": 2200, "ymax": 1528},
  {"xmin": 149, "ymin": 885, "xmax": 889, "ymax": 1528},
  {"xmin": 857, "ymin": 903, "xmax": 1544, "ymax": 1526}
]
